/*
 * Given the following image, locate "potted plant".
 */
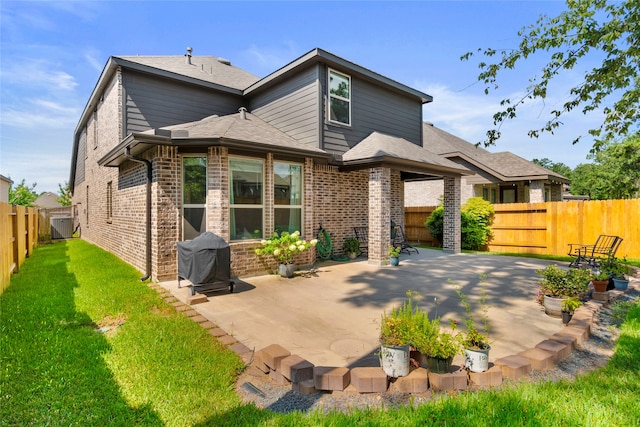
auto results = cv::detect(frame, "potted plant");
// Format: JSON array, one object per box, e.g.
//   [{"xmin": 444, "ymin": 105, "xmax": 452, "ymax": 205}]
[
  {"xmin": 452, "ymin": 277, "xmax": 491, "ymax": 372},
  {"xmin": 379, "ymin": 294, "xmax": 416, "ymax": 377},
  {"xmin": 342, "ymin": 236, "xmax": 361, "ymax": 259},
  {"xmin": 414, "ymin": 320, "xmax": 462, "ymax": 374},
  {"xmin": 255, "ymin": 231, "xmax": 317, "ymax": 278},
  {"xmin": 561, "ymin": 296, "xmax": 582, "ymax": 325},
  {"xmin": 388, "ymin": 245, "xmax": 401, "ymax": 266},
  {"xmin": 603, "ymin": 257, "xmax": 633, "ymax": 290},
  {"xmin": 536, "ymin": 265, "xmax": 590, "ymax": 317},
  {"xmin": 590, "ymin": 270, "xmax": 610, "ymax": 293}
]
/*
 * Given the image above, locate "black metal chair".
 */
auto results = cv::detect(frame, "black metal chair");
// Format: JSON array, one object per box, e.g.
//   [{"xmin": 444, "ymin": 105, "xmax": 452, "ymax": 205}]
[{"xmin": 392, "ymin": 224, "xmax": 419, "ymax": 255}]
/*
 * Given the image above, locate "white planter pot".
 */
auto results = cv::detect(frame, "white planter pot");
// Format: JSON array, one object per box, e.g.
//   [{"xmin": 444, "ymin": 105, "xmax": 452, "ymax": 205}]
[
  {"xmin": 543, "ymin": 295, "xmax": 566, "ymax": 318},
  {"xmin": 464, "ymin": 346, "xmax": 490, "ymax": 373},
  {"xmin": 379, "ymin": 344, "xmax": 410, "ymax": 377},
  {"xmin": 278, "ymin": 263, "xmax": 296, "ymax": 278}
]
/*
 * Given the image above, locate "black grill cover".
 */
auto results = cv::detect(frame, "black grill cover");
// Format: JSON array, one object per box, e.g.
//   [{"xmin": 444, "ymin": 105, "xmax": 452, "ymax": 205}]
[{"xmin": 177, "ymin": 232, "xmax": 231, "ymax": 285}]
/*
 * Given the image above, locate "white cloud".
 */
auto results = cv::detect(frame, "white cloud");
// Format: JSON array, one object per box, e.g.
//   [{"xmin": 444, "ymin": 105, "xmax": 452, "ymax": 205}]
[
  {"xmin": 241, "ymin": 42, "xmax": 302, "ymax": 76},
  {"xmin": 1, "ymin": 98, "xmax": 79, "ymax": 129},
  {"xmin": 84, "ymin": 49, "xmax": 105, "ymax": 72},
  {"xmin": 2, "ymin": 59, "xmax": 77, "ymax": 91}
]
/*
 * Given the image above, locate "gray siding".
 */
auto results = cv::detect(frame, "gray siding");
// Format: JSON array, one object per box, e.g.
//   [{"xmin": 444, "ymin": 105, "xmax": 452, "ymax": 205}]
[
  {"xmin": 249, "ymin": 65, "xmax": 320, "ymax": 148},
  {"xmin": 123, "ymin": 71, "xmax": 243, "ymax": 134},
  {"xmin": 323, "ymin": 70, "xmax": 423, "ymax": 154},
  {"xmin": 74, "ymin": 129, "xmax": 86, "ymax": 186}
]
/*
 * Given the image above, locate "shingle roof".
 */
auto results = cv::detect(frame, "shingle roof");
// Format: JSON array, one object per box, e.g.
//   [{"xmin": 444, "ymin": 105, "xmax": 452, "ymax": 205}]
[
  {"xmin": 151, "ymin": 112, "xmax": 327, "ymax": 155},
  {"xmin": 342, "ymin": 131, "xmax": 470, "ymax": 174},
  {"xmin": 115, "ymin": 55, "xmax": 260, "ymax": 91},
  {"xmin": 422, "ymin": 123, "xmax": 569, "ymax": 181}
]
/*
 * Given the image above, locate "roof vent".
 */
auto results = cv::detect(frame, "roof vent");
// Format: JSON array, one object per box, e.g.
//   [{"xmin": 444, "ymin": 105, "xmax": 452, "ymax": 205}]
[
  {"xmin": 238, "ymin": 107, "xmax": 247, "ymax": 120},
  {"xmin": 218, "ymin": 57, "xmax": 231, "ymax": 65},
  {"xmin": 185, "ymin": 47, "xmax": 193, "ymax": 65}
]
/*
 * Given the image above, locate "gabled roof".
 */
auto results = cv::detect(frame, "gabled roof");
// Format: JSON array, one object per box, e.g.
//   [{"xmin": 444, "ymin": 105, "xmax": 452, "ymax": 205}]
[
  {"xmin": 422, "ymin": 123, "xmax": 570, "ymax": 183},
  {"xmin": 341, "ymin": 131, "xmax": 471, "ymax": 177},
  {"xmin": 245, "ymin": 48, "xmax": 433, "ymax": 104},
  {"xmin": 99, "ymin": 112, "xmax": 329, "ymax": 168}
]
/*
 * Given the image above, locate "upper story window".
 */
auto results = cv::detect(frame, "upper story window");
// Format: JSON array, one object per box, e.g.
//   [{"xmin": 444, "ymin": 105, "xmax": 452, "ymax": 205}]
[{"xmin": 328, "ymin": 69, "xmax": 351, "ymax": 126}]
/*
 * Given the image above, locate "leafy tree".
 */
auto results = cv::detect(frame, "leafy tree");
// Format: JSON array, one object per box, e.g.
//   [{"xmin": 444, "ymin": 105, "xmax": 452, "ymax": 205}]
[
  {"xmin": 570, "ymin": 133, "xmax": 640, "ymax": 198},
  {"xmin": 57, "ymin": 181, "xmax": 72, "ymax": 206},
  {"xmin": 9, "ymin": 179, "xmax": 38, "ymax": 207},
  {"xmin": 570, "ymin": 163, "xmax": 604, "ymax": 198},
  {"xmin": 532, "ymin": 158, "xmax": 573, "ymax": 179},
  {"xmin": 463, "ymin": 0, "xmax": 640, "ymax": 152}
]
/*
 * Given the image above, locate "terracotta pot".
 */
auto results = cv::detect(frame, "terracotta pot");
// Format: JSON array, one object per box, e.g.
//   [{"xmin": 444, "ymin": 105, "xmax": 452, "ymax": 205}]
[{"xmin": 592, "ymin": 280, "xmax": 609, "ymax": 293}]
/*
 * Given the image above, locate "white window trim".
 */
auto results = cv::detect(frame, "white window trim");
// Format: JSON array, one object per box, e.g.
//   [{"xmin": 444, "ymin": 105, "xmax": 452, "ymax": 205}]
[{"xmin": 328, "ymin": 68, "xmax": 351, "ymax": 126}]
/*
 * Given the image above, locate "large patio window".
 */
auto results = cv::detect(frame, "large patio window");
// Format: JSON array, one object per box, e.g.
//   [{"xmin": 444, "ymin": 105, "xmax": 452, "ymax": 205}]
[
  {"xmin": 230, "ymin": 157, "xmax": 263, "ymax": 240},
  {"xmin": 182, "ymin": 156, "xmax": 206, "ymax": 240},
  {"xmin": 328, "ymin": 69, "xmax": 351, "ymax": 125},
  {"xmin": 274, "ymin": 162, "xmax": 302, "ymax": 234}
]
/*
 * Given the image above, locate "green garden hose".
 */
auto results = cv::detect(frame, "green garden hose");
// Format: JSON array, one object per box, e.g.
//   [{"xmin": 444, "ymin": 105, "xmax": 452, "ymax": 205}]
[{"xmin": 316, "ymin": 226, "xmax": 332, "ymax": 260}]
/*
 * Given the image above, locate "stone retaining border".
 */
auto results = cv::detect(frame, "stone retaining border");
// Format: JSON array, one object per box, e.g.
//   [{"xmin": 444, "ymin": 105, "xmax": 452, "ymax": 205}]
[{"xmin": 149, "ymin": 281, "xmax": 635, "ymax": 395}]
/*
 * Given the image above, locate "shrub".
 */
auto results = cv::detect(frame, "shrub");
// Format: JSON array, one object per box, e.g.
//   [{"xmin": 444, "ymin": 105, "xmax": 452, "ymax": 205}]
[
  {"xmin": 425, "ymin": 197, "xmax": 494, "ymax": 250},
  {"xmin": 255, "ymin": 231, "xmax": 317, "ymax": 264}
]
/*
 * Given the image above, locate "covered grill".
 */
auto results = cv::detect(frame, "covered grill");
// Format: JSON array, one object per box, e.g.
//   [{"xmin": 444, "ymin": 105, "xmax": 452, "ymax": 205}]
[{"xmin": 177, "ymin": 232, "xmax": 234, "ymax": 296}]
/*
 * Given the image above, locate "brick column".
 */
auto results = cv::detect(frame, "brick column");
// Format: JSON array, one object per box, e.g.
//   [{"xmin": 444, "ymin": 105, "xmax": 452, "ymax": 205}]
[
  {"xmin": 529, "ymin": 180, "xmax": 545, "ymax": 203},
  {"xmin": 368, "ymin": 167, "xmax": 391, "ymax": 265},
  {"xmin": 153, "ymin": 145, "xmax": 179, "ymax": 281},
  {"xmin": 207, "ymin": 147, "xmax": 229, "ymax": 239},
  {"xmin": 443, "ymin": 176, "xmax": 461, "ymax": 254}
]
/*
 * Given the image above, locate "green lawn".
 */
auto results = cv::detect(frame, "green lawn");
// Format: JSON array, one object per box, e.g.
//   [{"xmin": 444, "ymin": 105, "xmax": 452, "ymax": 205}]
[{"xmin": 1, "ymin": 240, "xmax": 639, "ymax": 426}]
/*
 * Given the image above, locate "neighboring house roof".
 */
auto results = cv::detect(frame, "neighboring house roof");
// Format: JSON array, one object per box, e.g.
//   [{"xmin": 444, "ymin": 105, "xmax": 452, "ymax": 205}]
[
  {"xmin": 422, "ymin": 123, "xmax": 570, "ymax": 184},
  {"xmin": 342, "ymin": 131, "xmax": 471, "ymax": 177},
  {"xmin": 33, "ymin": 192, "xmax": 62, "ymax": 209},
  {"xmin": 99, "ymin": 112, "xmax": 330, "ymax": 168}
]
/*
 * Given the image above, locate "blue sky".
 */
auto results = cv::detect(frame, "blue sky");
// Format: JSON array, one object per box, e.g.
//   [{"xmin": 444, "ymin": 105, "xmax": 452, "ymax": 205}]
[{"xmin": 1, "ymin": 1, "xmax": 607, "ymax": 193}]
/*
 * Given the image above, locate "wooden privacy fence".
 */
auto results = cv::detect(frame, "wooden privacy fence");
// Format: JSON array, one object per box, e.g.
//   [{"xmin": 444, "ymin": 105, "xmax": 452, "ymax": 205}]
[
  {"xmin": 1, "ymin": 202, "xmax": 39, "ymax": 294},
  {"xmin": 405, "ymin": 199, "xmax": 640, "ymax": 259}
]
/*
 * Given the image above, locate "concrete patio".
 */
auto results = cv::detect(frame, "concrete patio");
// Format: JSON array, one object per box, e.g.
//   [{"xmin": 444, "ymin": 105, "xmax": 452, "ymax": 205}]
[{"xmin": 159, "ymin": 249, "xmax": 569, "ymax": 369}]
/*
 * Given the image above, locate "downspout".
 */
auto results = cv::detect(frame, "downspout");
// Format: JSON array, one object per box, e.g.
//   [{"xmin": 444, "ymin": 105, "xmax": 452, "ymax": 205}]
[{"xmin": 125, "ymin": 146, "xmax": 152, "ymax": 281}]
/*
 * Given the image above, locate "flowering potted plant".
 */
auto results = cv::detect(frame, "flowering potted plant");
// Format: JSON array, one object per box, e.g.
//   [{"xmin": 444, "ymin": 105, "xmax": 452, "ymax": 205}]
[{"xmin": 255, "ymin": 231, "xmax": 317, "ymax": 277}]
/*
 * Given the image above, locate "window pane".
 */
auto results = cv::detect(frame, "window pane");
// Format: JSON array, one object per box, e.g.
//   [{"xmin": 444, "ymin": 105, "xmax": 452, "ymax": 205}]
[
  {"xmin": 230, "ymin": 208, "xmax": 262, "ymax": 240},
  {"xmin": 330, "ymin": 98, "xmax": 350, "ymax": 125},
  {"xmin": 274, "ymin": 163, "xmax": 302, "ymax": 206},
  {"xmin": 183, "ymin": 207, "xmax": 205, "ymax": 240},
  {"xmin": 329, "ymin": 71, "xmax": 350, "ymax": 100},
  {"xmin": 230, "ymin": 158, "xmax": 263, "ymax": 205},
  {"xmin": 183, "ymin": 157, "xmax": 206, "ymax": 204},
  {"xmin": 274, "ymin": 208, "xmax": 301, "ymax": 234}
]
